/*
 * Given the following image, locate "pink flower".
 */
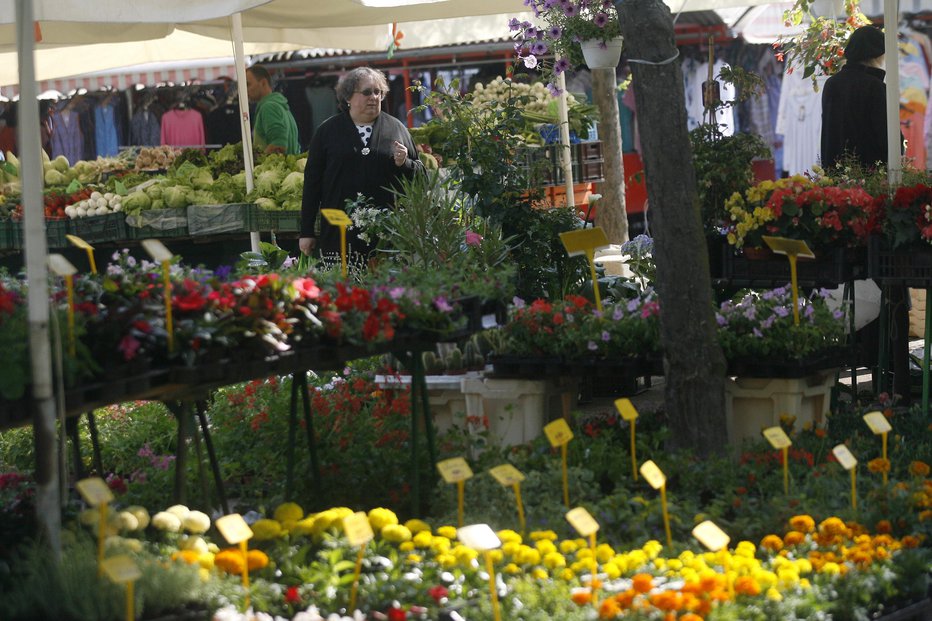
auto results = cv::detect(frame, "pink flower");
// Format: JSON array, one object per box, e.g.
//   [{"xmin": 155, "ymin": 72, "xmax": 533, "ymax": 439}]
[
  {"xmin": 465, "ymin": 230, "xmax": 484, "ymax": 246},
  {"xmin": 119, "ymin": 334, "xmax": 141, "ymax": 361}
]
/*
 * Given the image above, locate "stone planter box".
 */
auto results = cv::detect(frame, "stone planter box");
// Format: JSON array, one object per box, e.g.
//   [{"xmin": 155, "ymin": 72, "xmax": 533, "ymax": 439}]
[
  {"xmin": 725, "ymin": 371, "xmax": 836, "ymax": 447},
  {"xmin": 375, "ymin": 373, "xmax": 473, "ymax": 436}
]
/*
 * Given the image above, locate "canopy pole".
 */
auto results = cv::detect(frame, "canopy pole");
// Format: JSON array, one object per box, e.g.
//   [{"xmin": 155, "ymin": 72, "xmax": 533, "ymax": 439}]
[
  {"xmin": 17, "ymin": 0, "xmax": 61, "ymax": 558},
  {"xmin": 556, "ymin": 64, "xmax": 574, "ymax": 207},
  {"xmin": 884, "ymin": 2, "xmax": 901, "ymax": 185},
  {"xmin": 231, "ymin": 12, "xmax": 260, "ymax": 253}
]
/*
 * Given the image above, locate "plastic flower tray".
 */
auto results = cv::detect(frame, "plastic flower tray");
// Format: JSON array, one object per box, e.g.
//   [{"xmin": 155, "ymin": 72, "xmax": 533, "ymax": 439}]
[
  {"xmin": 868, "ymin": 235, "xmax": 932, "ymax": 287},
  {"xmin": 69, "ymin": 213, "xmax": 129, "ymax": 244},
  {"xmin": 126, "ymin": 208, "xmax": 190, "ymax": 239},
  {"xmin": 256, "ymin": 209, "xmax": 301, "ymax": 233},
  {"xmin": 721, "ymin": 245, "xmax": 867, "ymax": 288},
  {"xmin": 187, "ymin": 203, "xmax": 258, "ymax": 236}
]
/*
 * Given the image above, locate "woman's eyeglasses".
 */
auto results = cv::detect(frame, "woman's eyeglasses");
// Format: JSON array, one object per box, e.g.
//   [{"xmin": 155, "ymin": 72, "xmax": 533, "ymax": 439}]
[{"xmin": 355, "ymin": 88, "xmax": 385, "ymax": 99}]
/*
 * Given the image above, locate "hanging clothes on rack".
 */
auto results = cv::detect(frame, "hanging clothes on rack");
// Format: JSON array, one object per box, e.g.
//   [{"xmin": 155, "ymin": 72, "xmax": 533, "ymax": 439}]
[
  {"xmin": 776, "ymin": 66, "xmax": 825, "ymax": 175},
  {"xmin": 899, "ymin": 29, "xmax": 931, "ymax": 169},
  {"xmin": 50, "ymin": 99, "xmax": 84, "ymax": 166},
  {"xmin": 131, "ymin": 101, "xmax": 161, "ymax": 146},
  {"xmin": 160, "ymin": 103, "xmax": 205, "ymax": 148},
  {"xmin": 94, "ymin": 94, "xmax": 120, "ymax": 157}
]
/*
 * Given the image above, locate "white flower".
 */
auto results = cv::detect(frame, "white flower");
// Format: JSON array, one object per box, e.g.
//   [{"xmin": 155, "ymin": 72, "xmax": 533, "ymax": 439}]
[
  {"xmin": 114, "ymin": 511, "xmax": 140, "ymax": 531},
  {"xmin": 181, "ymin": 535, "xmax": 210, "ymax": 555},
  {"xmin": 183, "ymin": 510, "xmax": 211, "ymax": 534},
  {"xmin": 125, "ymin": 505, "xmax": 150, "ymax": 530},
  {"xmin": 165, "ymin": 504, "xmax": 190, "ymax": 520},
  {"xmin": 152, "ymin": 511, "xmax": 182, "ymax": 532},
  {"xmin": 523, "ymin": 55, "xmax": 539, "ymax": 69}
]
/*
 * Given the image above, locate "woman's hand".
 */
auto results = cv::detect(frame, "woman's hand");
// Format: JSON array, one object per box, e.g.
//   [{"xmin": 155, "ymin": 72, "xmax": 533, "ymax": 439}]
[
  {"xmin": 392, "ymin": 140, "xmax": 408, "ymax": 167},
  {"xmin": 299, "ymin": 237, "xmax": 316, "ymax": 256}
]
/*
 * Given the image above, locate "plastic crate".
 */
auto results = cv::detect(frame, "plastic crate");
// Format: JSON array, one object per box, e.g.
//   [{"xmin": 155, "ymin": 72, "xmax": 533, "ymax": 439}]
[
  {"xmin": 45, "ymin": 218, "xmax": 70, "ymax": 248},
  {"xmin": 575, "ymin": 141, "xmax": 603, "ymax": 161},
  {"xmin": 257, "ymin": 209, "xmax": 302, "ymax": 233},
  {"xmin": 187, "ymin": 203, "xmax": 258, "ymax": 236},
  {"xmin": 69, "ymin": 213, "xmax": 129, "ymax": 244},
  {"xmin": 0, "ymin": 220, "xmax": 14, "ymax": 250},
  {"xmin": 868, "ymin": 235, "xmax": 932, "ymax": 287},
  {"xmin": 721, "ymin": 245, "xmax": 866, "ymax": 288},
  {"xmin": 126, "ymin": 208, "xmax": 189, "ymax": 239}
]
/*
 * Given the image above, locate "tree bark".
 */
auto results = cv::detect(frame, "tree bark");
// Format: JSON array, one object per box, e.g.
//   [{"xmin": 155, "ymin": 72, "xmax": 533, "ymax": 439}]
[
  {"xmin": 591, "ymin": 67, "xmax": 628, "ymax": 245},
  {"xmin": 618, "ymin": 0, "xmax": 727, "ymax": 455}
]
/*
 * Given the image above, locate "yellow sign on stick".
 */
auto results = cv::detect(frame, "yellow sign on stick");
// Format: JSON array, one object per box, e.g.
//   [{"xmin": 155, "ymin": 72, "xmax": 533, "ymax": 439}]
[
  {"xmin": 437, "ymin": 457, "xmax": 473, "ymax": 483},
  {"xmin": 692, "ymin": 520, "xmax": 730, "ymax": 552},
  {"xmin": 762, "ymin": 235, "xmax": 814, "ymax": 326},
  {"xmin": 457, "ymin": 523, "xmax": 502, "ymax": 551},
  {"xmin": 343, "ymin": 512, "xmax": 375, "ymax": 547},
  {"xmin": 862, "ymin": 411, "xmax": 892, "ymax": 434},
  {"xmin": 215, "ymin": 514, "xmax": 254, "ymax": 545},
  {"xmin": 615, "ymin": 398, "xmax": 639, "ymax": 480},
  {"xmin": 763, "ymin": 426, "xmax": 792, "ymax": 495},
  {"xmin": 76, "ymin": 477, "xmax": 114, "ymax": 506},
  {"xmin": 833, "ymin": 444, "xmax": 859, "ymax": 510},
  {"xmin": 66, "ymin": 234, "xmax": 98, "ymax": 274},
  {"xmin": 490, "ymin": 464, "xmax": 527, "ymax": 534},
  {"xmin": 566, "ymin": 507, "xmax": 600, "ymax": 537},
  {"xmin": 321, "ymin": 209, "xmax": 353, "ymax": 277},
  {"xmin": 49, "ymin": 254, "xmax": 79, "ymax": 355},
  {"xmin": 639, "ymin": 460, "xmax": 666, "ymax": 490},
  {"xmin": 102, "ymin": 555, "xmax": 141, "ymax": 621},
  {"xmin": 559, "ymin": 227, "xmax": 610, "ymax": 312},
  {"xmin": 544, "ymin": 419, "xmax": 574, "ymax": 447}
]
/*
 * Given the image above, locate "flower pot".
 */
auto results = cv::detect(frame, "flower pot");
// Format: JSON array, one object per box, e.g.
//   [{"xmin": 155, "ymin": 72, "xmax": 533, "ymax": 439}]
[{"xmin": 580, "ymin": 36, "xmax": 624, "ymax": 69}]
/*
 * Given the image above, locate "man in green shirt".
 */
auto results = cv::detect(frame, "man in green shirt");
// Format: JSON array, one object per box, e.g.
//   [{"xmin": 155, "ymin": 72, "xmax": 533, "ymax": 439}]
[{"xmin": 246, "ymin": 65, "xmax": 301, "ymax": 155}]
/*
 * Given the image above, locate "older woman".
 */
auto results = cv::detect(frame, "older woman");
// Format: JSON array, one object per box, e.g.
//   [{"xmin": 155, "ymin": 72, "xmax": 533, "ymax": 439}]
[{"xmin": 299, "ymin": 67, "xmax": 424, "ymax": 261}]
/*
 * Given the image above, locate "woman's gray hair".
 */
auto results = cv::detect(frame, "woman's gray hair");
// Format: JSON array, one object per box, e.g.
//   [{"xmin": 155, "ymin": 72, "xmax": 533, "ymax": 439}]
[{"xmin": 335, "ymin": 67, "xmax": 389, "ymax": 107}]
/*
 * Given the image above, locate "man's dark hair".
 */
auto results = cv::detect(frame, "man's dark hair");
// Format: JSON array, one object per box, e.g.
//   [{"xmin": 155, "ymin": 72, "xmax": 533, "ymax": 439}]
[{"xmin": 247, "ymin": 64, "xmax": 273, "ymax": 85}]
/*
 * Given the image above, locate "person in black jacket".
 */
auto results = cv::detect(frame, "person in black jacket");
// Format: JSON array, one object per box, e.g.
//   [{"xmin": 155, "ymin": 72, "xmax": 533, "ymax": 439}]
[
  {"xmin": 299, "ymin": 67, "xmax": 424, "ymax": 262},
  {"xmin": 820, "ymin": 24, "xmax": 889, "ymax": 170}
]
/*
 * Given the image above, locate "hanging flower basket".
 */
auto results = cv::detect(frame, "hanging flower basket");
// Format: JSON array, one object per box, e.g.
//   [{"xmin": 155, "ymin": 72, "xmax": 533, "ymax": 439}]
[{"xmin": 580, "ymin": 36, "xmax": 624, "ymax": 69}]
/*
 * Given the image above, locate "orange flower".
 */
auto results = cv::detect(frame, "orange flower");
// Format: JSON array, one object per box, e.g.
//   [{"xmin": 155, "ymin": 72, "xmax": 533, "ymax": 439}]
[
  {"xmin": 875, "ymin": 520, "xmax": 892, "ymax": 534},
  {"xmin": 902, "ymin": 535, "xmax": 921, "ymax": 548},
  {"xmin": 818, "ymin": 517, "xmax": 847, "ymax": 538},
  {"xmin": 699, "ymin": 574, "xmax": 724, "ymax": 593},
  {"xmin": 648, "ymin": 590, "xmax": 683, "ymax": 611},
  {"xmin": 572, "ymin": 590, "xmax": 593, "ymax": 606},
  {"xmin": 760, "ymin": 534, "xmax": 783, "ymax": 552},
  {"xmin": 734, "ymin": 576, "xmax": 761, "ymax": 597},
  {"xmin": 632, "ymin": 573, "xmax": 654, "ymax": 594},
  {"xmin": 614, "ymin": 589, "xmax": 636, "ymax": 609},
  {"xmin": 598, "ymin": 597, "xmax": 621, "ymax": 619},
  {"xmin": 867, "ymin": 458, "xmax": 891, "ymax": 474},
  {"xmin": 680, "ymin": 614, "xmax": 704, "ymax": 621},
  {"xmin": 783, "ymin": 530, "xmax": 806, "ymax": 546},
  {"xmin": 247, "ymin": 549, "xmax": 269, "ymax": 571},
  {"xmin": 789, "ymin": 515, "xmax": 815, "ymax": 533},
  {"xmin": 170, "ymin": 550, "xmax": 200, "ymax": 565},
  {"xmin": 909, "ymin": 461, "xmax": 931, "ymax": 477},
  {"xmin": 215, "ymin": 549, "xmax": 246, "ymax": 575}
]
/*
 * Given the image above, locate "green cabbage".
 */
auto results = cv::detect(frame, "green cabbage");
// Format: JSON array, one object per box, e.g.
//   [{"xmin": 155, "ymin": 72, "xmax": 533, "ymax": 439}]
[
  {"xmin": 145, "ymin": 184, "xmax": 164, "ymax": 201},
  {"xmin": 295, "ymin": 157, "xmax": 307, "ymax": 173},
  {"xmin": 123, "ymin": 191, "xmax": 151, "ymax": 214},
  {"xmin": 255, "ymin": 197, "xmax": 278, "ymax": 210},
  {"xmin": 163, "ymin": 185, "xmax": 191, "ymax": 209},
  {"xmin": 279, "ymin": 171, "xmax": 304, "ymax": 197},
  {"xmin": 51, "ymin": 155, "xmax": 70, "ymax": 173},
  {"xmin": 255, "ymin": 169, "xmax": 283, "ymax": 196},
  {"xmin": 44, "ymin": 169, "xmax": 66, "ymax": 186}
]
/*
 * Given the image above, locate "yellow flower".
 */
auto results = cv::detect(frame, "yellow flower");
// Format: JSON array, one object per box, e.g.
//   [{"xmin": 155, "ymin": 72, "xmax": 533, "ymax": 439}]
[
  {"xmin": 413, "ymin": 530, "xmax": 433, "ymax": 549},
  {"xmin": 531, "ymin": 567, "xmax": 549, "ymax": 580},
  {"xmin": 760, "ymin": 534, "xmax": 783, "ymax": 552},
  {"xmin": 516, "ymin": 545, "xmax": 542, "ymax": 566},
  {"xmin": 536, "ymin": 539, "xmax": 557, "ymax": 555},
  {"xmin": 596, "ymin": 544, "xmax": 615, "ymax": 563},
  {"xmin": 642, "ymin": 540, "xmax": 663, "ymax": 559},
  {"xmin": 273, "ymin": 502, "xmax": 304, "ymax": 523},
  {"xmin": 560, "ymin": 539, "xmax": 579, "ymax": 554},
  {"xmin": 251, "ymin": 518, "xmax": 283, "ymax": 541},
  {"xmin": 504, "ymin": 562, "xmax": 522, "ymax": 574},
  {"xmin": 766, "ymin": 587, "xmax": 783, "ymax": 601},
  {"xmin": 404, "ymin": 519, "xmax": 431, "ymax": 533},
  {"xmin": 453, "ymin": 545, "xmax": 479, "ymax": 565},
  {"xmin": 560, "ymin": 568, "xmax": 575, "ymax": 580},
  {"xmin": 488, "ymin": 549, "xmax": 504, "ymax": 564},
  {"xmin": 381, "ymin": 524, "xmax": 413, "ymax": 543},
  {"xmin": 603, "ymin": 562, "xmax": 621, "ymax": 579},
  {"xmin": 436, "ymin": 525, "xmax": 457, "ymax": 540},
  {"xmin": 530, "ymin": 530, "xmax": 558, "ymax": 541},
  {"xmin": 497, "ymin": 529, "xmax": 522, "ymax": 544},
  {"xmin": 293, "ymin": 516, "xmax": 317, "ymax": 536},
  {"xmin": 431, "ymin": 536, "xmax": 452, "ymax": 554},
  {"xmin": 406, "ymin": 554, "xmax": 422, "ymax": 564},
  {"xmin": 399, "ymin": 541, "xmax": 415, "ymax": 552},
  {"xmin": 367, "ymin": 507, "xmax": 398, "ymax": 532},
  {"xmin": 502, "ymin": 541, "xmax": 521, "ymax": 558},
  {"xmin": 437, "ymin": 552, "xmax": 457, "ymax": 568},
  {"xmin": 820, "ymin": 562, "xmax": 841, "ymax": 575},
  {"xmin": 867, "ymin": 458, "xmax": 891, "ymax": 474},
  {"xmin": 543, "ymin": 551, "xmax": 567, "ymax": 569}
]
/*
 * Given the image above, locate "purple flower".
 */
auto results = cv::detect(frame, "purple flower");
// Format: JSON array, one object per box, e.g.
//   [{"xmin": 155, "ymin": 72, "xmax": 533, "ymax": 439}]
[
  {"xmin": 549, "ymin": 25, "xmax": 563, "ymax": 39},
  {"xmin": 774, "ymin": 306, "xmax": 790, "ymax": 317},
  {"xmin": 761, "ymin": 315, "xmax": 776, "ymax": 329},
  {"xmin": 804, "ymin": 304, "xmax": 816, "ymax": 318},
  {"xmin": 563, "ymin": 3, "xmax": 578, "ymax": 17},
  {"xmin": 554, "ymin": 58, "xmax": 571, "ymax": 74},
  {"xmin": 832, "ymin": 309, "xmax": 844, "ymax": 319},
  {"xmin": 214, "ymin": 264, "xmax": 233, "ymax": 280},
  {"xmin": 525, "ymin": 25, "xmax": 538, "ymax": 39},
  {"xmin": 513, "ymin": 296, "xmax": 526, "ymax": 309},
  {"xmin": 743, "ymin": 306, "xmax": 756, "ymax": 320},
  {"xmin": 602, "ymin": 0, "xmax": 613, "ymax": 8},
  {"xmin": 627, "ymin": 298, "xmax": 639, "ymax": 312},
  {"xmin": 601, "ymin": 330, "xmax": 611, "ymax": 342},
  {"xmin": 752, "ymin": 328, "xmax": 763, "ymax": 338},
  {"xmin": 593, "ymin": 11, "xmax": 609, "ymax": 27},
  {"xmin": 761, "ymin": 289, "xmax": 775, "ymax": 301},
  {"xmin": 588, "ymin": 340, "xmax": 598, "ymax": 351},
  {"xmin": 530, "ymin": 41, "xmax": 549, "ymax": 56},
  {"xmin": 389, "ymin": 286, "xmax": 406, "ymax": 300},
  {"xmin": 547, "ymin": 82, "xmax": 563, "ymax": 97},
  {"xmin": 612, "ymin": 307, "xmax": 624, "ymax": 321},
  {"xmin": 715, "ymin": 313, "xmax": 727, "ymax": 326},
  {"xmin": 509, "ymin": 17, "xmax": 522, "ymax": 31},
  {"xmin": 434, "ymin": 296, "xmax": 453, "ymax": 312}
]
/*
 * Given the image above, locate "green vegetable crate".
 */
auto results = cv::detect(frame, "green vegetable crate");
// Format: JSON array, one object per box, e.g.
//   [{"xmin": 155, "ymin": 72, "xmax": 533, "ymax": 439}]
[
  {"xmin": 126, "ymin": 208, "xmax": 190, "ymax": 240},
  {"xmin": 0, "ymin": 220, "xmax": 14, "ymax": 250},
  {"xmin": 2, "ymin": 219, "xmax": 69, "ymax": 249},
  {"xmin": 45, "ymin": 218, "xmax": 70, "ymax": 248},
  {"xmin": 187, "ymin": 203, "xmax": 258, "ymax": 236},
  {"xmin": 257, "ymin": 209, "xmax": 301, "ymax": 233},
  {"xmin": 69, "ymin": 213, "xmax": 129, "ymax": 244}
]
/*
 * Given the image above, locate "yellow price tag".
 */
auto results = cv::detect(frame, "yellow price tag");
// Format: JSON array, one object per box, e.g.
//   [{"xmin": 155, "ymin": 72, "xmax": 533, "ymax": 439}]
[
  {"xmin": 565, "ymin": 507, "xmax": 599, "ymax": 537},
  {"xmin": 343, "ymin": 511, "xmax": 375, "ymax": 547},
  {"xmin": 862, "ymin": 411, "xmax": 892, "ymax": 435},
  {"xmin": 639, "ymin": 460, "xmax": 666, "ymax": 490},
  {"xmin": 215, "ymin": 514, "xmax": 254, "ymax": 545},
  {"xmin": 614, "ymin": 398, "xmax": 639, "ymax": 421},
  {"xmin": 832, "ymin": 444, "xmax": 857, "ymax": 471},
  {"xmin": 692, "ymin": 520, "xmax": 730, "ymax": 552},
  {"xmin": 76, "ymin": 477, "xmax": 114, "ymax": 506},
  {"xmin": 101, "ymin": 555, "xmax": 142, "ymax": 583},
  {"xmin": 66, "ymin": 234, "xmax": 94, "ymax": 251},
  {"xmin": 140, "ymin": 239, "xmax": 173, "ymax": 263},
  {"xmin": 762, "ymin": 426, "xmax": 792, "ymax": 449},
  {"xmin": 321, "ymin": 208, "xmax": 353, "ymax": 227},
  {"xmin": 437, "ymin": 457, "xmax": 473, "ymax": 483},
  {"xmin": 489, "ymin": 464, "xmax": 525, "ymax": 486},
  {"xmin": 559, "ymin": 227, "xmax": 609, "ymax": 257},
  {"xmin": 48, "ymin": 253, "xmax": 78, "ymax": 277},
  {"xmin": 544, "ymin": 419, "xmax": 574, "ymax": 447},
  {"xmin": 457, "ymin": 523, "xmax": 502, "ymax": 551},
  {"xmin": 761, "ymin": 235, "xmax": 815, "ymax": 259}
]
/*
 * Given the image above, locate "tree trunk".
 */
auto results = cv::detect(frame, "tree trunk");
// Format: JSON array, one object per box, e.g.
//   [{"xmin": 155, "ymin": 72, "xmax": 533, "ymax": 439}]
[
  {"xmin": 591, "ymin": 67, "xmax": 628, "ymax": 245},
  {"xmin": 618, "ymin": 0, "xmax": 727, "ymax": 456}
]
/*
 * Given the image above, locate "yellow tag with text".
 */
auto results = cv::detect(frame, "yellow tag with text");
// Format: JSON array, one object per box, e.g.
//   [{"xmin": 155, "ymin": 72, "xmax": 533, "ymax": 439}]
[
  {"xmin": 832, "ymin": 444, "xmax": 858, "ymax": 471},
  {"xmin": 66, "ymin": 234, "xmax": 94, "ymax": 251},
  {"xmin": 215, "ymin": 514, "xmax": 253, "ymax": 545},
  {"xmin": 321, "ymin": 208, "xmax": 353, "ymax": 227},
  {"xmin": 862, "ymin": 411, "xmax": 892, "ymax": 435},
  {"xmin": 614, "ymin": 398, "xmax": 639, "ymax": 421},
  {"xmin": 437, "ymin": 457, "xmax": 473, "ymax": 483},
  {"xmin": 76, "ymin": 477, "xmax": 114, "ymax": 506},
  {"xmin": 489, "ymin": 464, "xmax": 525, "ymax": 487},
  {"xmin": 101, "ymin": 555, "xmax": 142, "ymax": 584},
  {"xmin": 565, "ymin": 507, "xmax": 599, "ymax": 537},
  {"xmin": 639, "ymin": 460, "xmax": 666, "ymax": 490},
  {"xmin": 559, "ymin": 227, "xmax": 609, "ymax": 258},
  {"xmin": 457, "ymin": 523, "xmax": 502, "ymax": 551},
  {"xmin": 140, "ymin": 239, "xmax": 173, "ymax": 263},
  {"xmin": 762, "ymin": 426, "xmax": 792, "ymax": 449},
  {"xmin": 544, "ymin": 418, "xmax": 574, "ymax": 447},
  {"xmin": 48, "ymin": 253, "xmax": 78, "ymax": 276},
  {"xmin": 343, "ymin": 511, "xmax": 374, "ymax": 547},
  {"xmin": 692, "ymin": 520, "xmax": 730, "ymax": 552},
  {"xmin": 761, "ymin": 235, "xmax": 815, "ymax": 259}
]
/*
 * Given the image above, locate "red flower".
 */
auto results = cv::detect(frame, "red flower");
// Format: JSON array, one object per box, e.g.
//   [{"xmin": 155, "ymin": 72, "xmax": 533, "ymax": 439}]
[
  {"xmin": 428, "ymin": 585, "xmax": 449, "ymax": 602},
  {"xmin": 285, "ymin": 586, "xmax": 301, "ymax": 604},
  {"xmin": 387, "ymin": 606, "xmax": 407, "ymax": 621},
  {"xmin": 173, "ymin": 279, "xmax": 208, "ymax": 312}
]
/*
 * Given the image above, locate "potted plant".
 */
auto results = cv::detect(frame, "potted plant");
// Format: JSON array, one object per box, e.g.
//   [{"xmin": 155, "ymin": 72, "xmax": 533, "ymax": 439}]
[{"xmin": 509, "ymin": 0, "xmax": 622, "ymax": 95}]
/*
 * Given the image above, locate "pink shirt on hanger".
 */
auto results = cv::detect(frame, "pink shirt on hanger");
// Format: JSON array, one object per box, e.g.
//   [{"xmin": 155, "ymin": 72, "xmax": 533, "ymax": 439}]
[{"xmin": 160, "ymin": 108, "xmax": 205, "ymax": 148}]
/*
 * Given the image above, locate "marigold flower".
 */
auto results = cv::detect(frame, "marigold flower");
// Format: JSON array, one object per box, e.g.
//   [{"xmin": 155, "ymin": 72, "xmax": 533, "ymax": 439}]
[
  {"xmin": 818, "ymin": 517, "xmax": 847, "ymax": 538},
  {"xmin": 381, "ymin": 524, "xmax": 412, "ymax": 543},
  {"xmin": 789, "ymin": 515, "xmax": 815, "ymax": 533},
  {"xmin": 875, "ymin": 519, "xmax": 892, "ymax": 534},
  {"xmin": 247, "ymin": 549, "xmax": 269, "ymax": 571},
  {"xmin": 760, "ymin": 534, "xmax": 784, "ymax": 552},
  {"xmin": 909, "ymin": 460, "xmax": 931, "ymax": 477},
  {"xmin": 530, "ymin": 529, "xmax": 558, "ymax": 541},
  {"xmin": 214, "ymin": 549, "xmax": 246, "ymax": 575},
  {"xmin": 598, "ymin": 597, "xmax": 621, "ymax": 618},
  {"xmin": 868, "ymin": 457, "xmax": 891, "ymax": 474},
  {"xmin": 648, "ymin": 590, "xmax": 683, "ymax": 611},
  {"xmin": 274, "ymin": 502, "xmax": 304, "ymax": 523},
  {"xmin": 632, "ymin": 572, "xmax": 654, "ymax": 593},
  {"xmin": 571, "ymin": 589, "xmax": 593, "ymax": 606},
  {"xmin": 734, "ymin": 575, "xmax": 762, "ymax": 596},
  {"xmin": 251, "ymin": 518, "xmax": 284, "ymax": 541},
  {"xmin": 436, "ymin": 525, "xmax": 457, "ymax": 539},
  {"xmin": 171, "ymin": 549, "xmax": 200, "ymax": 565},
  {"xmin": 182, "ymin": 510, "xmax": 210, "ymax": 534}
]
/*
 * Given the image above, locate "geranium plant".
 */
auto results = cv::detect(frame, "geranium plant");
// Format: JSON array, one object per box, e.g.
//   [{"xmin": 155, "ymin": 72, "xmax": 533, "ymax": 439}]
[
  {"xmin": 510, "ymin": 0, "xmax": 621, "ymax": 95},
  {"xmin": 869, "ymin": 183, "xmax": 932, "ymax": 249},
  {"xmin": 775, "ymin": 0, "xmax": 871, "ymax": 82}
]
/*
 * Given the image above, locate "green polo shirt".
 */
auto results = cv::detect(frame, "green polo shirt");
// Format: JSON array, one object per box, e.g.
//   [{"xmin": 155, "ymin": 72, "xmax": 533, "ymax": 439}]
[{"xmin": 253, "ymin": 92, "xmax": 300, "ymax": 154}]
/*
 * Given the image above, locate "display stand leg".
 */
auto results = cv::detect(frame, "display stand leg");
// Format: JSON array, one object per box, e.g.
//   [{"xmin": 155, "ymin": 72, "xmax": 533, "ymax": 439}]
[
  {"xmin": 191, "ymin": 417, "xmax": 210, "ymax": 508},
  {"xmin": 877, "ymin": 287, "xmax": 890, "ymax": 394},
  {"xmin": 65, "ymin": 416, "xmax": 85, "ymax": 481},
  {"xmin": 86, "ymin": 412, "xmax": 104, "ymax": 477},
  {"xmin": 413, "ymin": 354, "xmax": 437, "ymax": 488},
  {"xmin": 195, "ymin": 401, "xmax": 229, "ymax": 515},
  {"xmin": 847, "ymin": 282, "xmax": 858, "ymax": 395},
  {"xmin": 297, "ymin": 372, "xmax": 321, "ymax": 495},
  {"xmin": 165, "ymin": 401, "xmax": 190, "ymax": 505},
  {"xmin": 924, "ymin": 288, "xmax": 931, "ymax": 415},
  {"xmin": 286, "ymin": 373, "xmax": 299, "ymax": 500},
  {"xmin": 409, "ymin": 358, "xmax": 421, "ymax": 517}
]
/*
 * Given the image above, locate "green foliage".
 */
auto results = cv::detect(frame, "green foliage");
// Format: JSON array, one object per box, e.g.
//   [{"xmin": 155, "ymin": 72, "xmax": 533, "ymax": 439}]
[{"xmin": 237, "ymin": 241, "xmax": 291, "ymax": 273}]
